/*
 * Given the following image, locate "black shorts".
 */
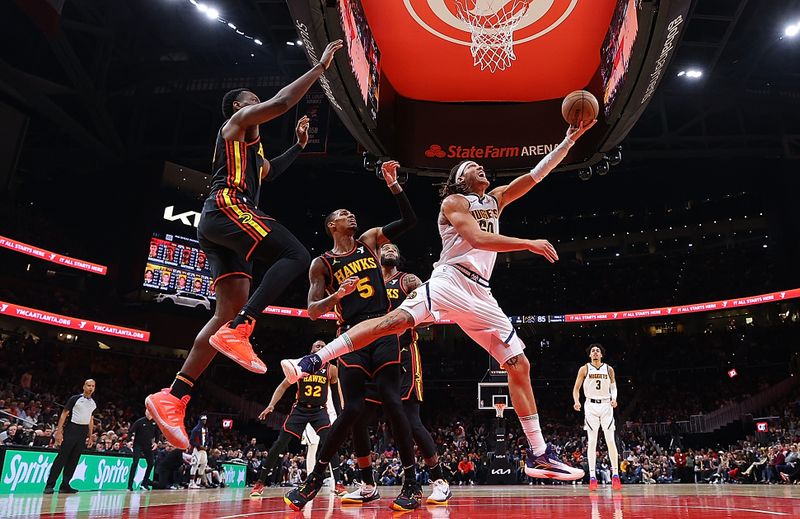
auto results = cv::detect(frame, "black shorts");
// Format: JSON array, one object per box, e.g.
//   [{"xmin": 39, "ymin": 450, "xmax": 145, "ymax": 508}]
[
  {"xmin": 282, "ymin": 404, "xmax": 331, "ymax": 439},
  {"xmin": 339, "ymin": 334, "xmax": 400, "ymax": 378},
  {"xmin": 198, "ymin": 196, "xmax": 303, "ymax": 286}
]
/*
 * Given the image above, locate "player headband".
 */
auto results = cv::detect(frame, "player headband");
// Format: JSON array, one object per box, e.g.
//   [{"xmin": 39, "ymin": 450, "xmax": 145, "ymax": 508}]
[{"xmin": 455, "ymin": 161, "xmax": 477, "ymax": 184}]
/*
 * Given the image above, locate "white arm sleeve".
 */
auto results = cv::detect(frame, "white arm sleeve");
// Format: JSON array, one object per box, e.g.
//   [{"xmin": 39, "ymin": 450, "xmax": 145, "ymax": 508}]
[
  {"xmin": 610, "ymin": 383, "xmax": 618, "ymax": 401},
  {"xmin": 529, "ymin": 136, "xmax": 575, "ymax": 183}
]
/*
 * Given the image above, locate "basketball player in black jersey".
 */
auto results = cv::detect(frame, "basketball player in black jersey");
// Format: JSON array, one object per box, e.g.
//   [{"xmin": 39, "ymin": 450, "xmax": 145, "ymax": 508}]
[
  {"xmin": 145, "ymin": 40, "xmax": 344, "ymax": 450},
  {"xmin": 250, "ymin": 340, "xmax": 345, "ymax": 497},
  {"xmin": 342, "ymin": 243, "xmax": 453, "ymax": 505},
  {"xmin": 284, "ymin": 161, "xmax": 421, "ymax": 512}
]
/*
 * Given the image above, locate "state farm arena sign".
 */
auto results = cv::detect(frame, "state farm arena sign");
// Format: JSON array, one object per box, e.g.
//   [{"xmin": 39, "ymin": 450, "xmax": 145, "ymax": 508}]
[{"xmin": 424, "ymin": 142, "xmax": 563, "ymax": 160}]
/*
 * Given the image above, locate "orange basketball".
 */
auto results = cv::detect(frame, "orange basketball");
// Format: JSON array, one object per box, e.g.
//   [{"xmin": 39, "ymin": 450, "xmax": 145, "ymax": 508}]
[{"xmin": 561, "ymin": 90, "xmax": 599, "ymax": 126}]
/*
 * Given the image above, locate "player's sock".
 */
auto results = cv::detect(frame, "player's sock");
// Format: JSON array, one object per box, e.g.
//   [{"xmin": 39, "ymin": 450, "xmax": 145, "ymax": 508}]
[
  {"xmin": 230, "ymin": 311, "xmax": 256, "ymax": 329},
  {"xmin": 169, "ymin": 372, "xmax": 195, "ymax": 399},
  {"xmin": 403, "ymin": 465, "xmax": 416, "ymax": 482},
  {"xmin": 360, "ymin": 465, "xmax": 375, "ymax": 486},
  {"xmin": 317, "ymin": 334, "xmax": 353, "ymax": 365},
  {"xmin": 312, "ymin": 460, "xmax": 329, "ymax": 479},
  {"xmin": 428, "ymin": 462, "xmax": 444, "ymax": 482},
  {"xmin": 519, "ymin": 414, "xmax": 547, "ymax": 456}
]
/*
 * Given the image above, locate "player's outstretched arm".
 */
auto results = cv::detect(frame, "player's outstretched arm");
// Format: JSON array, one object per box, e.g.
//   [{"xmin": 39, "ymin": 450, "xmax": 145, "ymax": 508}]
[
  {"xmin": 263, "ymin": 116, "xmax": 310, "ymax": 181},
  {"xmin": 360, "ymin": 160, "xmax": 418, "ymax": 250},
  {"xmin": 573, "ymin": 365, "xmax": 588, "ymax": 411},
  {"xmin": 490, "ymin": 120, "xmax": 596, "ymax": 211},
  {"xmin": 442, "ymin": 195, "xmax": 559, "ymax": 262},
  {"xmin": 258, "ymin": 378, "xmax": 293, "ymax": 420},
  {"xmin": 228, "ymin": 40, "xmax": 343, "ymax": 132},
  {"xmin": 306, "ymin": 257, "xmax": 357, "ymax": 320}
]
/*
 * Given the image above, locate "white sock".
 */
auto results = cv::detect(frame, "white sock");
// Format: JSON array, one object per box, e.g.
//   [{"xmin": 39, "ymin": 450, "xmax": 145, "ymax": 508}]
[
  {"xmin": 316, "ymin": 333, "xmax": 353, "ymax": 365},
  {"xmin": 519, "ymin": 414, "xmax": 546, "ymax": 456},
  {"xmin": 603, "ymin": 428, "xmax": 620, "ymax": 475}
]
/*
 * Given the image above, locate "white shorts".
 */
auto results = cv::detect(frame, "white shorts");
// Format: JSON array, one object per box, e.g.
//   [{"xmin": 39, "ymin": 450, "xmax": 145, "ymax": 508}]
[
  {"xmin": 191, "ymin": 448, "xmax": 208, "ymax": 474},
  {"xmin": 397, "ymin": 264, "xmax": 525, "ymax": 366},
  {"xmin": 584, "ymin": 401, "xmax": 615, "ymax": 432}
]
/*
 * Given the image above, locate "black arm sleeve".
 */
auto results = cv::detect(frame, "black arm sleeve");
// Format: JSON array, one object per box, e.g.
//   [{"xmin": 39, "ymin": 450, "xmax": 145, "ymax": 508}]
[
  {"xmin": 331, "ymin": 382, "xmax": 342, "ymax": 415},
  {"xmin": 381, "ymin": 190, "xmax": 418, "ymax": 241},
  {"xmin": 264, "ymin": 143, "xmax": 303, "ymax": 182}
]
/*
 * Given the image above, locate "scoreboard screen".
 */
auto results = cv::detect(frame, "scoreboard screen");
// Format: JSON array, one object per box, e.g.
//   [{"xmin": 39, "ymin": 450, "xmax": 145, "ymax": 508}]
[{"xmin": 143, "ymin": 232, "xmax": 216, "ymax": 299}]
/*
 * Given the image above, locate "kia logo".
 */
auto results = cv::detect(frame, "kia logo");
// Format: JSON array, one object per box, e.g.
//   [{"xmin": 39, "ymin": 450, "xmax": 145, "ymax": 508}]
[{"xmin": 491, "ymin": 468, "xmax": 511, "ymax": 475}]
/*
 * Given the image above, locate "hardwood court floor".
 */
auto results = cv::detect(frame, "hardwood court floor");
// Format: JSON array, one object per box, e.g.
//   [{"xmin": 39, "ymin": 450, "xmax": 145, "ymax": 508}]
[{"xmin": 2, "ymin": 483, "xmax": 799, "ymax": 518}]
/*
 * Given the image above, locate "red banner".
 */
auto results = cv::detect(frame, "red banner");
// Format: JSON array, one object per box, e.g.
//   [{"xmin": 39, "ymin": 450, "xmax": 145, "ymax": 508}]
[
  {"xmin": 0, "ymin": 301, "xmax": 149, "ymax": 342},
  {"xmin": 262, "ymin": 288, "xmax": 800, "ymax": 324},
  {"xmin": 0, "ymin": 235, "xmax": 107, "ymax": 275},
  {"xmin": 565, "ymin": 289, "xmax": 800, "ymax": 323}
]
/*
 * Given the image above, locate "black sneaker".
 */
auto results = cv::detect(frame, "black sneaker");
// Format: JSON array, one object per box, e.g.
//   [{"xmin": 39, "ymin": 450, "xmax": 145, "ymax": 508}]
[
  {"xmin": 43, "ymin": 487, "xmax": 54, "ymax": 495},
  {"xmin": 391, "ymin": 479, "xmax": 422, "ymax": 511},
  {"xmin": 283, "ymin": 472, "xmax": 324, "ymax": 511},
  {"xmin": 59, "ymin": 486, "xmax": 78, "ymax": 494}
]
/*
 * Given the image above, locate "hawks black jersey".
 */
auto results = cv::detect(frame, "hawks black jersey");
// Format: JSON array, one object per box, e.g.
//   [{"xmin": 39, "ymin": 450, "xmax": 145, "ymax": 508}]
[
  {"xmin": 385, "ymin": 272, "xmax": 423, "ymax": 400},
  {"xmin": 385, "ymin": 272, "xmax": 417, "ymax": 348},
  {"xmin": 296, "ymin": 365, "xmax": 329, "ymax": 407},
  {"xmin": 319, "ymin": 240, "xmax": 389, "ymax": 326},
  {"xmin": 209, "ymin": 125, "xmax": 267, "ymax": 205}
]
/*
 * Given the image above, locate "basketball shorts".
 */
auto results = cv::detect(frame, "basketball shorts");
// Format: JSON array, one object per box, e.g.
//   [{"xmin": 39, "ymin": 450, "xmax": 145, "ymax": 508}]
[
  {"xmin": 191, "ymin": 448, "xmax": 208, "ymax": 474},
  {"xmin": 282, "ymin": 404, "xmax": 331, "ymax": 439},
  {"xmin": 584, "ymin": 401, "xmax": 615, "ymax": 432},
  {"xmin": 339, "ymin": 334, "xmax": 400, "ymax": 377},
  {"xmin": 197, "ymin": 195, "xmax": 277, "ymax": 285},
  {"xmin": 398, "ymin": 264, "xmax": 525, "ymax": 365}
]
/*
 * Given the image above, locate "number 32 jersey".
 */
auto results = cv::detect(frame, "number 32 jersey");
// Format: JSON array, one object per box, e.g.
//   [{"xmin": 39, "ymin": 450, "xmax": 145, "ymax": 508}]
[
  {"xmin": 297, "ymin": 365, "xmax": 330, "ymax": 407},
  {"xmin": 319, "ymin": 239, "xmax": 390, "ymax": 326}
]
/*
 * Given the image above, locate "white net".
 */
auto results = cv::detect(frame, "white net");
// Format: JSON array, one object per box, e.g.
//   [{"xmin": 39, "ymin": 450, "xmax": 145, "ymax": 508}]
[
  {"xmin": 494, "ymin": 402, "xmax": 507, "ymax": 418},
  {"xmin": 455, "ymin": 0, "xmax": 533, "ymax": 73}
]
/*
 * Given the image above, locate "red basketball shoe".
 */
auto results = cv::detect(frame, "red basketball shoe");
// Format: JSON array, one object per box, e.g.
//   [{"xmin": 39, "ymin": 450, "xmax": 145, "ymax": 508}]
[{"xmin": 209, "ymin": 320, "xmax": 267, "ymax": 374}]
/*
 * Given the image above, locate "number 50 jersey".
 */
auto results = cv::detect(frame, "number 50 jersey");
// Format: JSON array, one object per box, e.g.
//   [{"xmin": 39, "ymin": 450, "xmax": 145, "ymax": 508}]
[{"xmin": 319, "ymin": 239, "xmax": 390, "ymax": 326}]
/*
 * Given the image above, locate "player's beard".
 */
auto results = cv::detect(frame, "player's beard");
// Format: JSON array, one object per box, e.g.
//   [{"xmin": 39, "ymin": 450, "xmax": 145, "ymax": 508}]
[{"xmin": 380, "ymin": 256, "xmax": 398, "ymax": 268}]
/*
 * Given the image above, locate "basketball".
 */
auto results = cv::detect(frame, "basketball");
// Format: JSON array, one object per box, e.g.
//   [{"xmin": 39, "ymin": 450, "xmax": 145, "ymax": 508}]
[{"xmin": 561, "ymin": 90, "xmax": 599, "ymax": 126}]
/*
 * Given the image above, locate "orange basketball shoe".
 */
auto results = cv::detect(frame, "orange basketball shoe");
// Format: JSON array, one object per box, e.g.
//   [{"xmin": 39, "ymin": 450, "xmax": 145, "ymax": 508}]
[
  {"xmin": 589, "ymin": 477, "xmax": 598, "ymax": 491},
  {"xmin": 209, "ymin": 319, "xmax": 267, "ymax": 374},
  {"xmin": 145, "ymin": 389, "xmax": 190, "ymax": 449},
  {"xmin": 612, "ymin": 474, "xmax": 622, "ymax": 490}
]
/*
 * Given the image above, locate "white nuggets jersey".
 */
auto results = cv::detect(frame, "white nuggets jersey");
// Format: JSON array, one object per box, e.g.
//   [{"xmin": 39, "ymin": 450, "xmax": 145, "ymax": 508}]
[
  {"xmin": 583, "ymin": 363, "xmax": 612, "ymax": 400},
  {"xmin": 434, "ymin": 193, "xmax": 500, "ymax": 280}
]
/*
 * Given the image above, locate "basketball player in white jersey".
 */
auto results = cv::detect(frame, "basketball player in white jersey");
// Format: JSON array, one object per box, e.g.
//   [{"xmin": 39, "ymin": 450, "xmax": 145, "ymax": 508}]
[
  {"xmin": 572, "ymin": 343, "xmax": 622, "ymax": 491},
  {"xmin": 281, "ymin": 120, "xmax": 596, "ymax": 481}
]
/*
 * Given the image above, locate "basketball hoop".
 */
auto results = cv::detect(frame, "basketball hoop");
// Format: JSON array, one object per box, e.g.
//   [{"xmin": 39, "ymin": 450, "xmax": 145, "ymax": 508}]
[
  {"xmin": 455, "ymin": 0, "xmax": 533, "ymax": 73},
  {"xmin": 494, "ymin": 401, "xmax": 507, "ymax": 418}
]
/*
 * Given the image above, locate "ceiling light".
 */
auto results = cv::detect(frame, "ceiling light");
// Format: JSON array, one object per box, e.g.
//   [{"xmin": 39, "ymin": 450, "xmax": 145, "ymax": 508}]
[
  {"xmin": 227, "ymin": 22, "xmax": 236, "ymax": 29},
  {"xmin": 286, "ymin": 41, "xmax": 296, "ymax": 46},
  {"xmin": 785, "ymin": 23, "xmax": 799, "ymax": 37},
  {"xmin": 254, "ymin": 39, "xmax": 262, "ymax": 45},
  {"xmin": 296, "ymin": 39, "xmax": 303, "ymax": 46},
  {"xmin": 205, "ymin": 8, "xmax": 219, "ymax": 20}
]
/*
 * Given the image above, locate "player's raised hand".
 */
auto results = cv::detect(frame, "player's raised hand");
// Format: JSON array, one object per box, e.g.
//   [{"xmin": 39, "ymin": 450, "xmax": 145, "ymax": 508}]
[
  {"xmin": 336, "ymin": 276, "xmax": 360, "ymax": 298},
  {"xmin": 296, "ymin": 115, "xmax": 310, "ymax": 148},
  {"xmin": 319, "ymin": 40, "xmax": 344, "ymax": 70},
  {"xmin": 381, "ymin": 160, "xmax": 400, "ymax": 186},
  {"xmin": 567, "ymin": 119, "xmax": 597, "ymax": 141},
  {"xmin": 573, "ymin": 402, "xmax": 581, "ymax": 412},
  {"xmin": 258, "ymin": 405, "xmax": 275, "ymax": 420},
  {"xmin": 527, "ymin": 239, "xmax": 558, "ymax": 263}
]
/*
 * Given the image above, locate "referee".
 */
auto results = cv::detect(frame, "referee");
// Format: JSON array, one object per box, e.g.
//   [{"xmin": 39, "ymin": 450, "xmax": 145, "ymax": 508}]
[
  {"xmin": 44, "ymin": 379, "xmax": 97, "ymax": 494},
  {"xmin": 127, "ymin": 409, "xmax": 157, "ymax": 490}
]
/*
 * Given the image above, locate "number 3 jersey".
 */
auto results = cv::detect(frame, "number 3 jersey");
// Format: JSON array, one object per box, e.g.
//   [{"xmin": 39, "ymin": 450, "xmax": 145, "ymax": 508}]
[
  {"xmin": 583, "ymin": 363, "xmax": 612, "ymax": 400},
  {"xmin": 318, "ymin": 239, "xmax": 390, "ymax": 326}
]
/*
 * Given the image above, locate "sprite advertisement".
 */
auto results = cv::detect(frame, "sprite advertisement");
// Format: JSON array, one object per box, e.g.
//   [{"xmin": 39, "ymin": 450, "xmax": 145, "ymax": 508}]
[
  {"xmin": 0, "ymin": 448, "xmax": 152, "ymax": 494},
  {"xmin": 221, "ymin": 462, "xmax": 246, "ymax": 488}
]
